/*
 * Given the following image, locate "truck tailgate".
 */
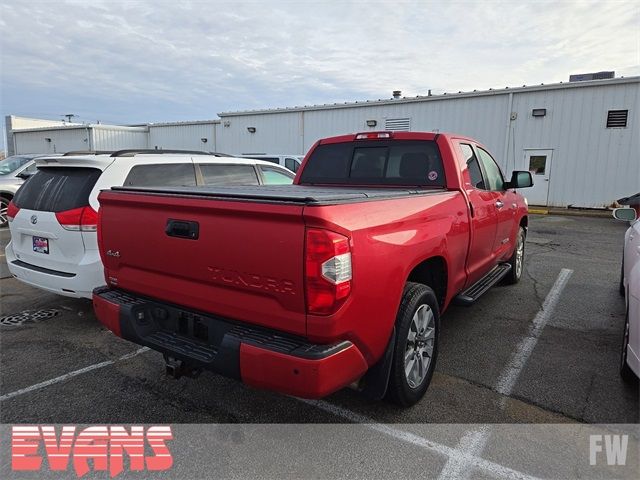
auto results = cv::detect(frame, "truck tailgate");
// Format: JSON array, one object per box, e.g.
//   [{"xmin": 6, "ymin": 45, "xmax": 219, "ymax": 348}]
[{"xmin": 98, "ymin": 189, "xmax": 307, "ymax": 336}]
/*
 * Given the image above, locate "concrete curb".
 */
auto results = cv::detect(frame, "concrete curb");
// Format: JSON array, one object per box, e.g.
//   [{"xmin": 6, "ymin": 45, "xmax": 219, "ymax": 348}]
[{"xmin": 529, "ymin": 207, "xmax": 612, "ymax": 218}]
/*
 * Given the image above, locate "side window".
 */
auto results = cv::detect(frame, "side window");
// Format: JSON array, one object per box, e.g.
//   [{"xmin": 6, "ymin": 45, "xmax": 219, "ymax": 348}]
[
  {"xmin": 459, "ymin": 143, "xmax": 486, "ymax": 190},
  {"xmin": 124, "ymin": 163, "xmax": 196, "ymax": 187},
  {"xmin": 199, "ymin": 164, "xmax": 259, "ymax": 186},
  {"xmin": 20, "ymin": 162, "xmax": 38, "ymax": 176},
  {"xmin": 285, "ymin": 158, "xmax": 299, "ymax": 172},
  {"xmin": 476, "ymin": 147, "xmax": 504, "ymax": 191},
  {"xmin": 260, "ymin": 166, "xmax": 294, "ymax": 185}
]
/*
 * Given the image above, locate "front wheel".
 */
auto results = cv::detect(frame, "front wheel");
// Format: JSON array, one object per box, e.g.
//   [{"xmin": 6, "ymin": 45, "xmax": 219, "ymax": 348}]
[
  {"xmin": 387, "ymin": 282, "xmax": 440, "ymax": 407},
  {"xmin": 504, "ymin": 226, "xmax": 525, "ymax": 284}
]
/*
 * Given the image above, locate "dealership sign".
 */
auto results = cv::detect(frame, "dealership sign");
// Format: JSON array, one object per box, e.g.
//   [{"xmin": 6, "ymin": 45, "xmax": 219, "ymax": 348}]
[{"xmin": 11, "ymin": 425, "xmax": 173, "ymax": 477}]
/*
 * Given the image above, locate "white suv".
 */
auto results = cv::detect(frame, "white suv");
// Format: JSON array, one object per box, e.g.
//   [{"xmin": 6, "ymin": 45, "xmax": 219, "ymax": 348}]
[{"xmin": 5, "ymin": 150, "xmax": 294, "ymax": 298}]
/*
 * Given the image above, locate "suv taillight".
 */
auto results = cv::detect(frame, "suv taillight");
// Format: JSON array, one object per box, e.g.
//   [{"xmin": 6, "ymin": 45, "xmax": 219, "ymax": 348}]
[
  {"xmin": 7, "ymin": 201, "xmax": 20, "ymax": 222},
  {"xmin": 305, "ymin": 228, "xmax": 352, "ymax": 315},
  {"xmin": 55, "ymin": 206, "xmax": 99, "ymax": 231}
]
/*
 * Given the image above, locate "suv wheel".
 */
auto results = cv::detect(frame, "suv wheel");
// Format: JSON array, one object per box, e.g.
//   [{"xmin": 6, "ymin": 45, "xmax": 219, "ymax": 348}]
[
  {"xmin": 0, "ymin": 196, "xmax": 10, "ymax": 228},
  {"xmin": 387, "ymin": 282, "xmax": 440, "ymax": 407}
]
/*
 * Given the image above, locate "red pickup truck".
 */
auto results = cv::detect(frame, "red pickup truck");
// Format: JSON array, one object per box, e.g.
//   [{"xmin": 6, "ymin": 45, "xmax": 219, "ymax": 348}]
[{"xmin": 93, "ymin": 131, "xmax": 532, "ymax": 406}]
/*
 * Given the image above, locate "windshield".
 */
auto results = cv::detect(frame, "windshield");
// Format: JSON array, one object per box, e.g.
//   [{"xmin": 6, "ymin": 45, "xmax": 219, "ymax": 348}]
[{"xmin": 0, "ymin": 155, "xmax": 35, "ymax": 176}]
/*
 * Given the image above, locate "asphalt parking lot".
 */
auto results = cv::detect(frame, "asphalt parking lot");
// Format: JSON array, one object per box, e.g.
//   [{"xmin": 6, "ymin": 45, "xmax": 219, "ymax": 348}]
[{"xmin": 1, "ymin": 214, "xmax": 638, "ymax": 478}]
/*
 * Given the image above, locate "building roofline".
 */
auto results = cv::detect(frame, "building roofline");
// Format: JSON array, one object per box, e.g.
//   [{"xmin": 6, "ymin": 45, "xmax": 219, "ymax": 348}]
[
  {"xmin": 218, "ymin": 76, "xmax": 640, "ymax": 117},
  {"xmin": 147, "ymin": 119, "xmax": 221, "ymax": 127},
  {"xmin": 12, "ymin": 124, "xmax": 149, "ymax": 133}
]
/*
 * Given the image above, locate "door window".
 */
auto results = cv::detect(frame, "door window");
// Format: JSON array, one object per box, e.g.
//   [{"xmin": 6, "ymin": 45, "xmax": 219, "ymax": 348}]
[
  {"xmin": 199, "ymin": 164, "xmax": 259, "ymax": 186},
  {"xmin": 124, "ymin": 164, "xmax": 197, "ymax": 187},
  {"xmin": 285, "ymin": 158, "xmax": 300, "ymax": 172},
  {"xmin": 260, "ymin": 167, "xmax": 294, "ymax": 185},
  {"xmin": 459, "ymin": 143, "xmax": 486, "ymax": 190},
  {"xmin": 476, "ymin": 147, "xmax": 504, "ymax": 191},
  {"xmin": 528, "ymin": 155, "xmax": 547, "ymax": 175}
]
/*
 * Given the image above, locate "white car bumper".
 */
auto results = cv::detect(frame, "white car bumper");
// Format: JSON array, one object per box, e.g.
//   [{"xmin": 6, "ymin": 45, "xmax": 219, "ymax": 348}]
[{"xmin": 5, "ymin": 241, "xmax": 106, "ymax": 299}]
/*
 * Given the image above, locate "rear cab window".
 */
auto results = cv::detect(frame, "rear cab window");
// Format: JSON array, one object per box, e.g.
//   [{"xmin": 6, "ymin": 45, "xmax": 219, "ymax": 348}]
[
  {"xmin": 13, "ymin": 167, "xmax": 102, "ymax": 212},
  {"xmin": 299, "ymin": 140, "xmax": 445, "ymax": 186}
]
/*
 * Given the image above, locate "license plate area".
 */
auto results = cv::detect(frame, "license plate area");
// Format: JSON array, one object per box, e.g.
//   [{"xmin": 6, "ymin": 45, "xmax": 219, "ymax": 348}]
[{"xmin": 32, "ymin": 236, "xmax": 49, "ymax": 254}]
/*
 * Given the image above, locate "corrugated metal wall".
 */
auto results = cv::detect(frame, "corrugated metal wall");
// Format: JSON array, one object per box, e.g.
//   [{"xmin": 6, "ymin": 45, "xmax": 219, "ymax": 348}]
[
  {"xmin": 216, "ymin": 112, "xmax": 303, "ymax": 155},
  {"xmin": 91, "ymin": 127, "xmax": 148, "ymax": 151},
  {"xmin": 14, "ymin": 128, "xmax": 91, "ymax": 154},
  {"xmin": 216, "ymin": 79, "xmax": 639, "ymax": 208},
  {"xmin": 148, "ymin": 123, "xmax": 216, "ymax": 151}
]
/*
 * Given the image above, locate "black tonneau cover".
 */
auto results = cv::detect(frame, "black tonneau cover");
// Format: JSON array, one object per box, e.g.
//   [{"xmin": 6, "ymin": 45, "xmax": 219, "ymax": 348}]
[{"xmin": 109, "ymin": 184, "xmax": 445, "ymax": 205}]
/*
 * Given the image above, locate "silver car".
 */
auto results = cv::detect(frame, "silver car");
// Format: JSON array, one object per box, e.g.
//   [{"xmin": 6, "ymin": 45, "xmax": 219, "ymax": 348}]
[{"xmin": 0, "ymin": 154, "xmax": 45, "ymax": 227}]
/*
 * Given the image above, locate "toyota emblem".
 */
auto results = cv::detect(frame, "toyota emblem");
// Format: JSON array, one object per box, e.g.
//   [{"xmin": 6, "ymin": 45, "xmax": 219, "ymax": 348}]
[{"xmin": 30, "ymin": 215, "xmax": 38, "ymax": 225}]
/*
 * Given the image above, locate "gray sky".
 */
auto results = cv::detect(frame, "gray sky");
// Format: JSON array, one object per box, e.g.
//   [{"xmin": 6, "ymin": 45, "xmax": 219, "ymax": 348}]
[{"xmin": 1, "ymin": 0, "xmax": 639, "ymax": 144}]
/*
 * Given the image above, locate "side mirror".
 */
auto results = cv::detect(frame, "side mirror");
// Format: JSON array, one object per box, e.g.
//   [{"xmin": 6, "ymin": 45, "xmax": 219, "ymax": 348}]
[
  {"xmin": 613, "ymin": 207, "xmax": 637, "ymax": 222},
  {"xmin": 505, "ymin": 171, "xmax": 533, "ymax": 189},
  {"xmin": 16, "ymin": 171, "xmax": 33, "ymax": 180}
]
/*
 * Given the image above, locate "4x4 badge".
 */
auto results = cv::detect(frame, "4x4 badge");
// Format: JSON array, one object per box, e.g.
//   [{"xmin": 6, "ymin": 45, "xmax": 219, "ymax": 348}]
[{"xmin": 30, "ymin": 215, "xmax": 37, "ymax": 225}]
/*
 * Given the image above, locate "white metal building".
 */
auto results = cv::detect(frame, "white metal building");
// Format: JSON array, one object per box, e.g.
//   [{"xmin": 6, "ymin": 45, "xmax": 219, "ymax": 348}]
[
  {"xmin": 148, "ymin": 120, "xmax": 218, "ymax": 151},
  {"xmin": 216, "ymin": 76, "xmax": 639, "ymax": 208},
  {"xmin": 6, "ymin": 76, "xmax": 638, "ymax": 207},
  {"xmin": 11, "ymin": 124, "xmax": 148, "ymax": 155}
]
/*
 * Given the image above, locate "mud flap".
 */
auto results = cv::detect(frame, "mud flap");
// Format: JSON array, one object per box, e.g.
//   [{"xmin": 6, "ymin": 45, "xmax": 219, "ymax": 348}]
[{"xmin": 360, "ymin": 327, "xmax": 396, "ymax": 400}]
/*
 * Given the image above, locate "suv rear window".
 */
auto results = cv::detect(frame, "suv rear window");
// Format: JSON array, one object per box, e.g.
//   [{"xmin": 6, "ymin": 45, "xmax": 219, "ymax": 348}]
[
  {"xmin": 124, "ymin": 164, "xmax": 197, "ymax": 187},
  {"xmin": 299, "ymin": 140, "xmax": 445, "ymax": 186},
  {"xmin": 13, "ymin": 167, "xmax": 101, "ymax": 212}
]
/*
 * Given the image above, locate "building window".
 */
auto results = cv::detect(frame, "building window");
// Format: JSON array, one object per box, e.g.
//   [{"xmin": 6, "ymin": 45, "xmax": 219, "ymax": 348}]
[
  {"xmin": 606, "ymin": 110, "xmax": 628, "ymax": 128},
  {"xmin": 384, "ymin": 118, "xmax": 411, "ymax": 131}
]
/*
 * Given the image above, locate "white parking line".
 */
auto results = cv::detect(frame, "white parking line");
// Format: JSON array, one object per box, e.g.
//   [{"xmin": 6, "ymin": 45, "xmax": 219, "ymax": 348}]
[
  {"xmin": 0, "ymin": 347, "xmax": 149, "ymax": 402},
  {"xmin": 299, "ymin": 398, "xmax": 541, "ymax": 480},
  {"xmin": 496, "ymin": 268, "xmax": 574, "ymax": 398},
  {"xmin": 437, "ymin": 268, "xmax": 574, "ymax": 480}
]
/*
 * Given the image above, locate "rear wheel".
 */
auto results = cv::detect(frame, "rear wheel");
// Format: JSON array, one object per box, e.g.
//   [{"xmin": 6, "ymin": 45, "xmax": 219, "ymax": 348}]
[
  {"xmin": 387, "ymin": 282, "xmax": 440, "ymax": 407},
  {"xmin": 0, "ymin": 196, "xmax": 10, "ymax": 228},
  {"xmin": 504, "ymin": 226, "xmax": 525, "ymax": 284}
]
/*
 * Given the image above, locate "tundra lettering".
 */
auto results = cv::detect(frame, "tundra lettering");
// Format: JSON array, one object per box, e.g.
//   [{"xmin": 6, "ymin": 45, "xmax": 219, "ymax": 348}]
[{"xmin": 207, "ymin": 266, "xmax": 296, "ymax": 295}]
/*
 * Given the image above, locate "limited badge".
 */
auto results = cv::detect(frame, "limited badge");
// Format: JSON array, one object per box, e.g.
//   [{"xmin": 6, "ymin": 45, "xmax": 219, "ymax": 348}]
[{"xmin": 428, "ymin": 171, "xmax": 438, "ymax": 181}]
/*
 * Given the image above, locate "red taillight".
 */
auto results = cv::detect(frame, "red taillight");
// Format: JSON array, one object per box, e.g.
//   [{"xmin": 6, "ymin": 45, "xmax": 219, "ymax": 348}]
[
  {"xmin": 55, "ymin": 206, "xmax": 99, "ymax": 231},
  {"xmin": 7, "ymin": 201, "xmax": 20, "ymax": 222},
  {"xmin": 305, "ymin": 228, "xmax": 352, "ymax": 315},
  {"xmin": 355, "ymin": 131, "xmax": 392, "ymax": 140}
]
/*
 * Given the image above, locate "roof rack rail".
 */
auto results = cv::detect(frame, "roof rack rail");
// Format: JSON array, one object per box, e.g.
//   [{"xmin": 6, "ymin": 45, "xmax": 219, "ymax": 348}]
[
  {"xmin": 63, "ymin": 150, "xmax": 114, "ymax": 156},
  {"xmin": 110, "ymin": 149, "xmax": 214, "ymax": 157}
]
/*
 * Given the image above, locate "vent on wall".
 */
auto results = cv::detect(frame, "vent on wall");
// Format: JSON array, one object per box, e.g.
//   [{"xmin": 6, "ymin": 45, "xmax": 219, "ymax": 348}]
[
  {"xmin": 606, "ymin": 110, "xmax": 628, "ymax": 128},
  {"xmin": 384, "ymin": 118, "xmax": 411, "ymax": 131}
]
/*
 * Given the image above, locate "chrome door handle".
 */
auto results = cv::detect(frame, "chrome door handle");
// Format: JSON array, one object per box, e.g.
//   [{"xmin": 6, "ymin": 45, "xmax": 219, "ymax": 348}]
[{"xmin": 495, "ymin": 200, "xmax": 504, "ymax": 209}]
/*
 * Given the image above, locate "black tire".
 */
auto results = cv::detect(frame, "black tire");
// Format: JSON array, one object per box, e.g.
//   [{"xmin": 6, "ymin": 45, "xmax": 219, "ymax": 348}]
[
  {"xmin": 0, "ymin": 196, "xmax": 9, "ymax": 229},
  {"xmin": 387, "ymin": 282, "xmax": 440, "ymax": 407},
  {"xmin": 504, "ymin": 226, "xmax": 526, "ymax": 285},
  {"xmin": 620, "ymin": 308, "xmax": 637, "ymax": 383}
]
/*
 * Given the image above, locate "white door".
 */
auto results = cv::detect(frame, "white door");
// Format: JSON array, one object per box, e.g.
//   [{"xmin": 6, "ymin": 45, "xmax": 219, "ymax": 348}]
[{"xmin": 523, "ymin": 149, "xmax": 553, "ymax": 206}]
